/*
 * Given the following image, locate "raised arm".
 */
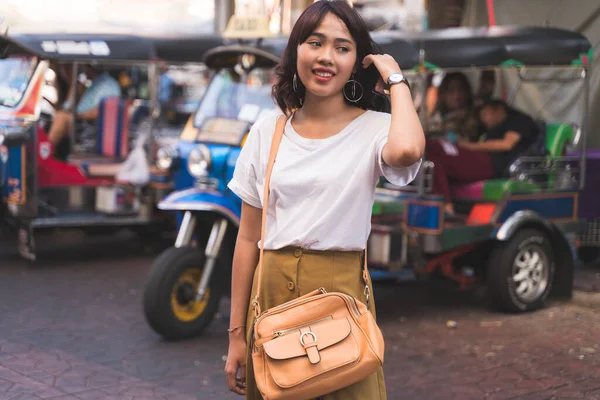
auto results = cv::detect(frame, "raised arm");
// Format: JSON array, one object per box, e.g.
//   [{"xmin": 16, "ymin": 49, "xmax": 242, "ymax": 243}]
[{"xmin": 362, "ymin": 54, "xmax": 425, "ymax": 168}]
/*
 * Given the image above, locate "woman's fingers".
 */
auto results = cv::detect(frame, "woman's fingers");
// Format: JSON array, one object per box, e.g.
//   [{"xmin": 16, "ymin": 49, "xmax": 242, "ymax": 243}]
[
  {"xmin": 237, "ymin": 362, "xmax": 247, "ymax": 395},
  {"xmin": 225, "ymin": 358, "xmax": 247, "ymax": 395},
  {"xmin": 240, "ymin": 363, "xmax": 246, "ymax": 385},
  {"xmin": 225, "ymin": 362, "xmax": 245, "ymax": 395},
  {"xmin": 225, "ymin": 337, "xmax": 247, "ymax": 395},
  {"xmin": 362, "ymin": 54, "xmax": 389, "ymax": 65},
  {"xmin": 225, "ymin": 362, "xmax": 236, "ymax": 390},
  {"xmin": 362, "ymin": 54, "xmax": 401, "ymax": 76},
  {"xmin": 362, "ymin": 54, "xmax": 376, "ymax": 68}
]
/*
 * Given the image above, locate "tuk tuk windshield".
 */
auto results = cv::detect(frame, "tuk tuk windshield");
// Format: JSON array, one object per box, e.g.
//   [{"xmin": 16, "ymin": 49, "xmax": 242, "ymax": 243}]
[
  {"xmin": 192, "ymin": 69, "xmax": 276, "ymax": 131},
  {"xmin": 0, "ymin": 56, "xmax": 37, "ymax": 108}
]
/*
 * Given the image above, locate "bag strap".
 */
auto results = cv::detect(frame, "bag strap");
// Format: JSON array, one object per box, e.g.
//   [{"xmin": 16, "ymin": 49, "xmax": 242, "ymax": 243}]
[{"xmin": 251, "ymin": 114, "xmax": 371, "ymax": 318}]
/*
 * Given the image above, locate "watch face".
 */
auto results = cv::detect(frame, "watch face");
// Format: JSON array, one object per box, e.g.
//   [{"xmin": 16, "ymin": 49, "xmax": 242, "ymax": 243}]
[{"xmin": 388, "ymin": 74, "xmax": 403, "ymax": 84}]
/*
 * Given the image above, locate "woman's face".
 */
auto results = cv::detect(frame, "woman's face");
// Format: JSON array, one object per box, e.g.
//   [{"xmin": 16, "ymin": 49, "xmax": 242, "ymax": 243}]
[
  {"xmin": 296, "ymin": 13, "xmax": 357, "ymax": 101},
  {"xmin": 444, "ymin": 78, "xmax": 468, "ymax": 110}
]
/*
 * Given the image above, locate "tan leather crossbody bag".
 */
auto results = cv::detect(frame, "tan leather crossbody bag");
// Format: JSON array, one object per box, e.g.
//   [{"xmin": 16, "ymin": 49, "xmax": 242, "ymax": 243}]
[{"xmin": 250, "ymin": 115, "xmax": 385, "ymax": 400}]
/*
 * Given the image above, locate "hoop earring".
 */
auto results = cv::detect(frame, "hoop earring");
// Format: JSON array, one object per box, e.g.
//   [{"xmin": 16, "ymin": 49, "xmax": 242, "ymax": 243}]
[
  {"xmin": 343, "ymin": 75, "xmax": 363, "ymax": 103},
  {"xmin": 293, "ymin": 73, "xmax": 298, "ymax": 92}
]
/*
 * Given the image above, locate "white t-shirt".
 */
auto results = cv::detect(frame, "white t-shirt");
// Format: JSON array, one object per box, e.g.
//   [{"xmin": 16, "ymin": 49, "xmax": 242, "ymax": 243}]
[{"xmin": 227, "ymin": 110, "xmax": 422, "ymax": 251}]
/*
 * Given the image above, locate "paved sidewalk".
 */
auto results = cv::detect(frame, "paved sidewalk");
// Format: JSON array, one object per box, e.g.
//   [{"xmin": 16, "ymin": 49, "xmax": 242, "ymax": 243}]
[
  {"xmin": 574, "ymin": 264, "xmax": 600, "ymax": 293},
  {"xmin": 0, "ymin": 239, "xmax": 599, "ymax": 399}
]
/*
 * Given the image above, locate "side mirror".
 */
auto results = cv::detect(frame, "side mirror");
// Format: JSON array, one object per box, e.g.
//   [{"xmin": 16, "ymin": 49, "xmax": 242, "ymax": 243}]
[{"xmin": 0, "ymin": 125, "xmax": 32, "ymax": 147}]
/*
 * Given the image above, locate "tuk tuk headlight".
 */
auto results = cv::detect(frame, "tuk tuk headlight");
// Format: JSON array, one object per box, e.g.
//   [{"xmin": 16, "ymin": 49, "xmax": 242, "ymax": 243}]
[
  {"xmin": 187, "ymin": 145, "xmax": 212, "ymax": 178},
  {"xmin": 156, "ymin": 147, "xmax": 175, "ymax": 171}
]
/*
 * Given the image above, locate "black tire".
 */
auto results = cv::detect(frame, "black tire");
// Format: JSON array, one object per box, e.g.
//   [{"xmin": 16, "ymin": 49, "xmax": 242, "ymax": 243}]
[
  {"xmin": 486, "ymin": 229, "xmax": 555, "ymax": 313},
  {"xmin": 577, "ymin": 246, "xmax": 600, "ymax": 264},
  {"xmin": 143, "ymin": 246, "xmax": 225, "ymax": 340}
]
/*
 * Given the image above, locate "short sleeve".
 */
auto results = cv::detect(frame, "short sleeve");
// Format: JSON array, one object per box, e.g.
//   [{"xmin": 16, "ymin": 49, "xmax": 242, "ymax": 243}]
[
  {"xmin": 374, "ymin": 127, "xmax": 422, "ymax": 187},
  {"xmin": 77, "ymin": 74, "xmax": 121, "ymax": 114},
  {"xmin": 227, "ymin": 120, "xmax": 264, "ymax": 209}
]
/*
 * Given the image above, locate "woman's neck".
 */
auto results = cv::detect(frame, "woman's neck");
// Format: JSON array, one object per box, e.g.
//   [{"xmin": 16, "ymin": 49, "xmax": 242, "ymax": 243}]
[{"xmin": 297, "ymin": 93, "xmax": 350, "ymax": 121}]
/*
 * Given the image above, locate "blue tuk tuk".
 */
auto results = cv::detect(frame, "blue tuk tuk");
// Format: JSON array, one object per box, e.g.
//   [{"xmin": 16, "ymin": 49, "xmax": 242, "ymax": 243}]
[{"xmin": 143, "ymin": 17, "xmax": 287, "ymax": 340}]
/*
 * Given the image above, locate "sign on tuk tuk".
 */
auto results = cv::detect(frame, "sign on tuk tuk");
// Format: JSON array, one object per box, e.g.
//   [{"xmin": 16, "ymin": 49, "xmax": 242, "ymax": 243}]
[{"xmin": 223, "ymin": 15, "xmax": 274, "ymax": 39}]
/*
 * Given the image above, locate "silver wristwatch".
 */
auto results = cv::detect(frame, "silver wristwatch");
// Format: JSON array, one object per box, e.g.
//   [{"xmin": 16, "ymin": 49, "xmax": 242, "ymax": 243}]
[{"xmin": 386, "ymin": 73, "xmax": 410, "ymax": 90}]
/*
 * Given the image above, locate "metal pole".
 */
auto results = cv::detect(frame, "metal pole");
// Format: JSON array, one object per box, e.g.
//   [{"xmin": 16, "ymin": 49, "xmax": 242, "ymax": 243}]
[
  {"xmin": 215, "ymin": 0, "xmax": 235, "ymax": 33},
  {"xmin": 280, "ymin": 0, "xmax": 285, "ymax": 34},
  {"xmin": 282, "ymin": 0, "xmax": 292, "ymax": 35},
  {"xmin": 148, "ymin": 63, "xmax": 160, "ymax": 121},
  {"xmin": 69, "ymin": 63, "xmax": 79, "ymax": 150},
  {"xmin": 486, "ymin": 0, "xmax": 496, "ymax": 26},
  {"xmin": 417, "ymin": 50, "xmax": 427, "ymax": 196},
  {"xmin": 196, "ymin": 218, "xmax": 228, "ymax": 299},
  {"xmin": 175, "ymin": 211, "xmax": 197, "ymax": 247},
  {"xmin": 580, "ymin": 69, "xmax": 589, "ymax": 190}
]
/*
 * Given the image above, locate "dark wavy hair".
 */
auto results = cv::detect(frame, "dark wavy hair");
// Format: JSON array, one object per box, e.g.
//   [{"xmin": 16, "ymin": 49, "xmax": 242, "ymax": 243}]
[{"xmin": 271, "ymin": 0, "xmax": 388, "ymax": 113}]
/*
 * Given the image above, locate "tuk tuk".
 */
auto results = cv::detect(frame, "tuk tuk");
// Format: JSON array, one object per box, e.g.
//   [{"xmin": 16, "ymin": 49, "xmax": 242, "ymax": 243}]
[
  {"xmin": 368, "ymin": 26, "xmax": 595, "ymax": 313},
  {"xmin": 143, "ymin": 23, "xmax": 595, "ymax": 340},
  {"xmin": 142, "ymin": 17, "xmax": 288, "ymax": 340},
  {"xmin": 0, "ymin": 27, "xmax": 221, "ymax": 260},
  {"xmin": 368, "ymin": 27, "xmax": 600, "ymax": 312}
]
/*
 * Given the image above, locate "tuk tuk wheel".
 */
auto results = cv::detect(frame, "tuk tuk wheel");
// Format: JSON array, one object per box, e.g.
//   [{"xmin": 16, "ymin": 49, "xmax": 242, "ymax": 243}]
[
  {"xmin": 143, "ymin": 246, "xmax": 225, "ymax": 340},
  {"xmin": 486, "ymin": 229, "xmax": 555, "ymax": 313}
]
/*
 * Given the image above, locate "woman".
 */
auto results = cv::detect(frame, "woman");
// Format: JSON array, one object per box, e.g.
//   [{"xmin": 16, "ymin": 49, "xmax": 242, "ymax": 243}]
[
  {"xmin": 429, "ymin": 72, "xmax": 479, "ymax": 142},
  {"xmin": 224, "ymin": 1, "xmax": 424, "ymax": 398}
]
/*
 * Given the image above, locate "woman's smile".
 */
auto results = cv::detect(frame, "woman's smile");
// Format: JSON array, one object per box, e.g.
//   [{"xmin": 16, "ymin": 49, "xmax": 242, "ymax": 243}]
[{"xmin": 312, "ymin": 67, "xmax": 336, "ymax": 83}]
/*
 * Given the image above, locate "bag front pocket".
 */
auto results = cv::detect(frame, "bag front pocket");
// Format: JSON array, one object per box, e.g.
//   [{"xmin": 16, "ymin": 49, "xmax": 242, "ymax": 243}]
[{"xmin": 261, "ymin": 317, "xmax": 360, "ymax": 388}]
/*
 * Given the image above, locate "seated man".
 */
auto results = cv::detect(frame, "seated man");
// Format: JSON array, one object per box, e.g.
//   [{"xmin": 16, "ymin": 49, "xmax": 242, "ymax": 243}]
[
  {"xmin": 425, "ymin": 99, "xmax": 538, "ymax": 216},
  {"xmin": 48, "ymin": 64, "xmax": 121, "ymax": 160}
]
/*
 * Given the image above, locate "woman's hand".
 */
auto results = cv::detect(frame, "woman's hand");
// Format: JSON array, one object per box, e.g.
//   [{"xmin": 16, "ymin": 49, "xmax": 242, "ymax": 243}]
[
  {"xmin": 362, "ymin": 54, "xmax": 402, "ymax": 83},
  {"xmin": 225, "ymin": 331, "xmax": 247, "ymax": 395}
]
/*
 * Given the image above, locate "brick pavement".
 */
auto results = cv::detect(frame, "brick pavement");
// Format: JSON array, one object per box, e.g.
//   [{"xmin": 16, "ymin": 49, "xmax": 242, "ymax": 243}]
[
  {"xmin": 0, "ymin": 237, "xmax": 599, "ymax": 399},
  {"xmin": 574, "ymin": 264, "xmax": 600, "ymax": 293}
]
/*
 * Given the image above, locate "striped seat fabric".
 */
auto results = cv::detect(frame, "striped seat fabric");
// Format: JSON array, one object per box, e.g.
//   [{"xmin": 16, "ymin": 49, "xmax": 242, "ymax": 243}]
[{"xmin": 96, "ymin": 96, "xmax": 132, "ymax": 159}]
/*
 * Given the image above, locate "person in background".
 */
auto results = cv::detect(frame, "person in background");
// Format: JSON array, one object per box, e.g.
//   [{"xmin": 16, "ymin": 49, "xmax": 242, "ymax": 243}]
[
  {"xmin": 428, "ymin": 72, "xmax": 480, "ymax": 143},
  {"xmin": 47, "ymin": 64, "xmax": 121, "ymax": 156},
  {"xmin": 475, "ymin": 70, "xmax": 496, "ymax": 107},
  {"xmin": 425, "ymin": 99, "xmax": 538, "ymax": 217}
]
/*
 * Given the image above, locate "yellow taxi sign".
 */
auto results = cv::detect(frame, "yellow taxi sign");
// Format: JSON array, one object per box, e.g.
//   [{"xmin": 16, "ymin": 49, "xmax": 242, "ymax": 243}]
[{"xmin": 223, "ymin": 16, "xmax": 274, "ymax": 39}]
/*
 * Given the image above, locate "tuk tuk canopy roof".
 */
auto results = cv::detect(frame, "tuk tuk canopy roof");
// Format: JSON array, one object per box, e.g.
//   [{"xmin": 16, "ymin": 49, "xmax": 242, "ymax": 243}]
[
  {"xmin": 203, "ymin": 39, "xmax": 287, "ymax": 69},
  {"xmin": 0, "ymin": 29, "xmax": 223, "ymax": 63},
  {"xmin": 245, "ymin": 26, "xmax": 592, "ymax": 70},
  {"xmin": 373, "ymin": 26, "xmax": 593, "ymax": 70},
  {"xmin": 1, "ymin": 25, "xmax": 591, "ymax": 69}
]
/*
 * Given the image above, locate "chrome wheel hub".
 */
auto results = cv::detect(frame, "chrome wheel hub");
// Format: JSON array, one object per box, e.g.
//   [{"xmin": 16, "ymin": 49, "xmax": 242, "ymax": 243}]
[{"xmin": 512, "ymin": 244, "xmax": 549, "ymax": 302}]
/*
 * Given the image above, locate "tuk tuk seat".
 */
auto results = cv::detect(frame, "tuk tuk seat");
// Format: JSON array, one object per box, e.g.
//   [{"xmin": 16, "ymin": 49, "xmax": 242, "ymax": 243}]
[
  {"xmin": 70, "ymin": 96, "xmax": 133, "ymax": 178},
  {"xmin": 451, "ymin": 122, "xmax": 575, "ymax": 201},
  {"xmin": 96, "ymin": 96, "xmax": 132, "ymax": 159}
]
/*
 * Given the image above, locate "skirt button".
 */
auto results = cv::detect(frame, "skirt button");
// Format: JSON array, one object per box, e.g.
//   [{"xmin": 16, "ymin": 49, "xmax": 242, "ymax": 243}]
[
  {"xmin": 294, "ymin": 249, "xmax": 302, "ymax": 258},
  {"xmin": 287, "ymin": 281, "xmax": 295, "ymax": 291}
]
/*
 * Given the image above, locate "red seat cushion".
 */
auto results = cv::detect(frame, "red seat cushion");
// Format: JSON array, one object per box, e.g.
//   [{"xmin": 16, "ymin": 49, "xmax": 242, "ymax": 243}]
[{"xmin": 451, "ymin": 181, "xmax": 485, "ymax": 199}]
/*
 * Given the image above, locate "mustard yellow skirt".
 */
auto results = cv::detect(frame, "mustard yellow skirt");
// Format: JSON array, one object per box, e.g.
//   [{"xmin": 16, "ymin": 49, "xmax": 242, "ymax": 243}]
[{"xmin": 244, "ymin": 247, "xmax": 387, "ymax": 400}]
